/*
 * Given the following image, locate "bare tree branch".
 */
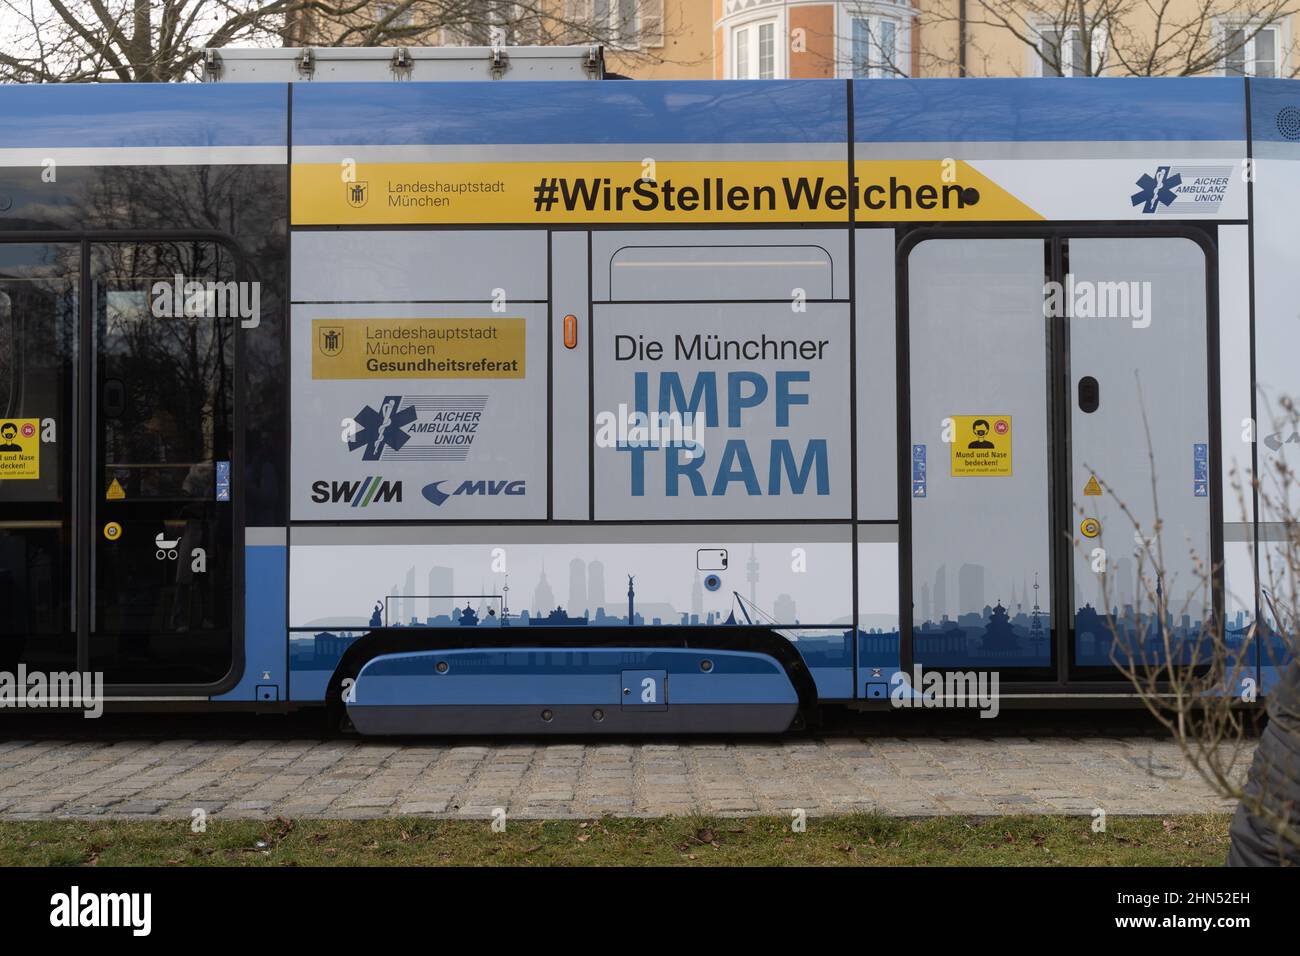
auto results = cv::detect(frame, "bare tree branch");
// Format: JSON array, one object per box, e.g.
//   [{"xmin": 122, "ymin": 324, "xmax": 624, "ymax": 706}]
[
  {"xmin": 1087, "ymin": 388, "xmax": 1300, "ymax": 861},
  {"xmin": 1, "ymin": 0, "xmax": 682, "ymax": 83},
  {"xmin": 922, "ymin": 0, "xmax": 1300, "ymax": 77}
]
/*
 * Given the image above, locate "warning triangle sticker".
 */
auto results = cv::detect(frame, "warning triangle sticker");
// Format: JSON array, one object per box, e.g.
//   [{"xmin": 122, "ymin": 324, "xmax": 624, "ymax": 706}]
[
  {"xmin": 1083, "ymin": 475, "xmax": 1102, "ymax": 497},
  {"xmin": 106, "ymin": 478, "xmax": 126, "ymax": 500}
]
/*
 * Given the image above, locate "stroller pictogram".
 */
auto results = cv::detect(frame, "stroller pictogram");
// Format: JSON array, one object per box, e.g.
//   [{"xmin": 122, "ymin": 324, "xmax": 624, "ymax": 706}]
[{"xmin": 155, "ymin": 532, "xmax": 180, "ymax": 561}]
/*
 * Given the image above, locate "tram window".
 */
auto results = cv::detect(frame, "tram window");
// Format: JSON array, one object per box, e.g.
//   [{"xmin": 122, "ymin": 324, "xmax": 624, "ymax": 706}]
[
  {"xmin": 90, "ymin": 240, "xmax": 235, "ymax": 682},
  {"xmin": 0, "ymin": 268, "xmax": 76, "ymax": 505},
  {"xmin": 0, "ymin": 246, "xmax": 77, "ymax": 653},
  {"xmin": 608, "ymin": 244, "xmax": 835, "ymax": 301},
  {"xmin": 98, "ymin": 262, "xmax": 233, "ymax": 502}
]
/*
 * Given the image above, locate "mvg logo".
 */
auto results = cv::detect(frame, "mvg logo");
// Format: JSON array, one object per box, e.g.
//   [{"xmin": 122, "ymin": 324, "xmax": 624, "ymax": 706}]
[
  {"xmin": 310, "ymin": 477, "xmax": 403, "ymax": 507},
  {"xmin": 422, "ymin": 479, "xmax": 526, "ymax": 506}
]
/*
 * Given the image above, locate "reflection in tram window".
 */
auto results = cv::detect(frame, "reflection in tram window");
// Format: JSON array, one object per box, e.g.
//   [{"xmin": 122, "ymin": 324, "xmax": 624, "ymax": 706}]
[
  {"xmin": 98, "ymin": 249, "xmax": 233, "ymax": 503},
  {"xmin": 91, "ymin": 241, "xmax": 235, "ymax": 684},
  {"xmin": 907, "ymin": 239, "xmax": 1054, "ymax": 670},
  {"xmin": 0, "ymin": 245, "xmax": 78, "ymax": 668}
]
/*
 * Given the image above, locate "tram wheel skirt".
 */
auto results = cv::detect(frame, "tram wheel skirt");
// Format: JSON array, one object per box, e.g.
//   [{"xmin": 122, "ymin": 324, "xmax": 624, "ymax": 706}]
[
  {"xmin": 343, "ymin": 645, "xmax": 802, "ymax": 736},
  {"xmin": 348, "ymin": 702, "xmax": 798, "ymax": 735}
]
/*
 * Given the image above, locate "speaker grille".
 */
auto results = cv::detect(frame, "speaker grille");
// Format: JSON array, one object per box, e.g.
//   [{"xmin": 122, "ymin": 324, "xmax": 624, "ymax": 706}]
[{"xmin": 1276, "ymin": 106, "xmax": 1300, "ymax": 140}]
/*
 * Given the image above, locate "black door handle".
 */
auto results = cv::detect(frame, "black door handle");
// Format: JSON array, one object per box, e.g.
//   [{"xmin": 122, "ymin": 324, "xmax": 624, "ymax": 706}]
[
  {"xmin": 103, "ymin": 379, "xmax": 126, "ymax": 418},
  {"xmin": 1078, "ymin": 376, "xmax": 1099, "ymax": 413}
]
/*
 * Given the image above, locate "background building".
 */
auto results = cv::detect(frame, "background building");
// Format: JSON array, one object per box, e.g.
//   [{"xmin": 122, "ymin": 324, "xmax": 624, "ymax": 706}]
[
  {"xmin": 3, "ymin": 0, "xmax": 1291, "ymax": 84},
  {"xmin": 711, "ymin": 0, "xmax": 1293, "ymax": 80},
  {"xmin": 272, "ymin": 1, "xmax": 1300, "ymax": 81}
]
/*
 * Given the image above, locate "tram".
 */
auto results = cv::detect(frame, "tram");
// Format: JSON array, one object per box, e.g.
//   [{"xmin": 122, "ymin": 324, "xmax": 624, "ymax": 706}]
[{"xmin": 0, "ymin": 61, "xmax": 1293, "ymax": 732}]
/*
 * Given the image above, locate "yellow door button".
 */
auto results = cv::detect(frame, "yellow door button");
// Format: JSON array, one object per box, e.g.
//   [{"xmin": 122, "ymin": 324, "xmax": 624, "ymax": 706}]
[
  {"xmin": 103, "ymin": 521, "xmax": 122, "ymax": 541},
  {"xmin": 1080, "ymin": 517, "xmax": 1101, "ymax": 538}
]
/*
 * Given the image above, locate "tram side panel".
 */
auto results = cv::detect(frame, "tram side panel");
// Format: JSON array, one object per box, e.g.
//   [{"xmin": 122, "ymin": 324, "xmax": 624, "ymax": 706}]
[
  {"xmin": 1248, "ymin": 79, "xmax": 1300, "ymax": 691},
  {"xmin": 281, "ymin": 228, "xmax": 840, "ymax": 731},
  {"xmin": 286, "ymin": 229, "xmax": 550, "ymax": 701},
  {"xmin": 588, "ymin": 228, "xmax": 857, "ymax": 701},
  {"xmin": 853, "ymin": 227, "xmax": 902, "ymax": 700},
  {"xmin": 283, "ymin": 225, "xmax": 855, "ymax": 725},
  {"xmin": 1217, "ymin": 223, "xmax": 1257, "ymax": 691},
  {"xmin": 275, "ymin": 78, "xmax": 860, "ymax": 730}
]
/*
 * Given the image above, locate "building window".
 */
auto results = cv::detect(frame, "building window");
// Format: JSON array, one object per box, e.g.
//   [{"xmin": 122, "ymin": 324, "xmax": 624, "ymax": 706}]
[
  {"xmin": 758, "ymin": 20, "xmax": 775, "ymax": 78},
  {"xmin": 851, "ymin": 15, "xmax": 901, "ymax": 77},
  {"xmin": 1038, "ymin": 26, "xmax": 1106, "ymax": 76},
  {"xmin": 1224, "ymin": 24, "xmax": 1279, "ymax": 77},
  {"xmin": 594, "ymin": 0, "xmax": 640, "ymax": 49},
  {"xmin": 836, "ymin": 3, "xmax": 911, "ymax": 79},
  {"xmin": 733, "ymin": 19, "xmax": 778, "ymax": 79}
]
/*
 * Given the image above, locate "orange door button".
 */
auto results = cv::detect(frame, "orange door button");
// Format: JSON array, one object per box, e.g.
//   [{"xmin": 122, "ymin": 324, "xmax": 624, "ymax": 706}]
[{"xmin": 563, "ymin": 314, "xmax": 578, "ymax": 350}]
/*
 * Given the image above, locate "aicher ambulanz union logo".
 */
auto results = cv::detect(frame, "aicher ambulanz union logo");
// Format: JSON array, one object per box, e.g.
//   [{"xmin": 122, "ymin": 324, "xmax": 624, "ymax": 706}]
[
  {"xmin": 348, "ymin": 394, "xmax": 488, "ymax": 462},
  {"xmin": 1132, "ymin": 163, "xmax": 1231, "ymax": 215},
  {"xmin": 1132, "ymin": 165, "xmax": 1181, "ymax": 213},
  {"xmin": 352, "ymin": 396, "xmax": 418, "ymax": 460}
]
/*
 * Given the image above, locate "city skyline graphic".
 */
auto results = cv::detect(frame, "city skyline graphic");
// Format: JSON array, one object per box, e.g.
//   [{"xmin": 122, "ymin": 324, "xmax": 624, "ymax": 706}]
[
  {"xmin": 290, "ymin": 543, "xmax": 861, "ymax": 672},
  {"xmin": 290, "ymin": 551, "xmax": 1275, "ymax": 674}
]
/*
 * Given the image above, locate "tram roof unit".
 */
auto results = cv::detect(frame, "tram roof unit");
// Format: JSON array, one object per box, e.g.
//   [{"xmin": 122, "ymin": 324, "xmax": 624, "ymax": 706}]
[{"xmin": 200, "ymin": 45, "xmax": 606, "ymax": 83}]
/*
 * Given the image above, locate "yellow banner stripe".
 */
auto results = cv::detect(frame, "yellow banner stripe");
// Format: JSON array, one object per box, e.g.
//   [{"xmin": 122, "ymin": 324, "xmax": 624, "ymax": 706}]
[{"xmin": 292, "ymin": 160, "xmax": 1042, "ymax": 225}]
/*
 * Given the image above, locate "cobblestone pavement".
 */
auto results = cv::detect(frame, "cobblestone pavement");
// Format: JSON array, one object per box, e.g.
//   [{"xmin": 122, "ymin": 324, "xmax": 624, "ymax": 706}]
[{"xmin": 0, "ymin": 735, "xmax": 1250, "ymax": 820}]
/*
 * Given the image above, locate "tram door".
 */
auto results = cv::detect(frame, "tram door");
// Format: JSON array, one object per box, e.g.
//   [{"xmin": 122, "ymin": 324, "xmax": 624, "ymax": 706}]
[
  {"xmin": 90, "ymin": 241, "xmax": 237, "ymax": 685},
  {"xmin": 906, "ymin": 235, "xmax": 1213, "ymax": 679},
  {"xmin": 0, "ymin": 239, "xmax": 237, "ymax": 687},
  {"xmin": 1065, "ymin": 238, "xmax": 1212, "ymax": 674},
  {"xmin": 0, "ymin": 243, "xmax": 78, "ymax": 673}
]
